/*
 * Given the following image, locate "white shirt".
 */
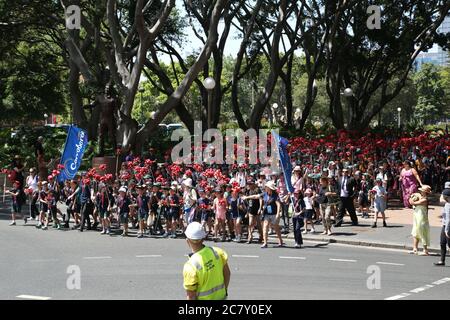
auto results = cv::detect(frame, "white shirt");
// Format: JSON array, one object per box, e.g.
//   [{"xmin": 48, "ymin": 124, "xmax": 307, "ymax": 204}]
[
  {"xmin": 183, "ymin": 188, "xmax": 197, "ymax": 209},
  {"xmin": 26, "ymin": 175, "xmax": 38, "ymax": 191},
  {"xmin": 372, "ymin": 185, "xmax": 386, "ymax": 199},
  {"xmin": 340, "ymin": 176, "xmax": 349, "ymax": 197},
  {"xmin": 304, "ymin": 196, "xmax": 313, "ymax": 210}
]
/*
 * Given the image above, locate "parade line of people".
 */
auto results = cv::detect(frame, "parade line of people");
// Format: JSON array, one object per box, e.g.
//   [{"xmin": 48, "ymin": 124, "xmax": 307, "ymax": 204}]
[{"xmin": 4, "ymin": 129, "xmax": 450, "ymax": 264}]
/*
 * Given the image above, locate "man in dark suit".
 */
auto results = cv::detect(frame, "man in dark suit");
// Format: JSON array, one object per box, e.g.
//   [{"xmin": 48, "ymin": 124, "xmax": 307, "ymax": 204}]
[{"xmin": 335, "ymin": 168, "xmax": 358, "ymax": 227}]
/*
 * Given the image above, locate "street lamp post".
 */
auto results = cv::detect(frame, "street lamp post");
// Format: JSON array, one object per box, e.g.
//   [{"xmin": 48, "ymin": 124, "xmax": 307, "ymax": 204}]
[
  {"xmin": 341, "ymin": 88, "xmax": 353, "ymax": 127},
  {"xmin": 272, "ymin": 103, "xmax": 279, "ymax": 126},
  {"xmin": 203, "ymin": 77, "xmax": 216, "ymax": 129},
  {"xmin": 397, "ymin": 107, "xmax": 402, "ymax": 129}
]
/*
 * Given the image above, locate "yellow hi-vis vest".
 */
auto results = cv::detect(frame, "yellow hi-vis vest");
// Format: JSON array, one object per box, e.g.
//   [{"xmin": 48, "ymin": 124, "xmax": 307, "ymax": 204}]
[{"xmin": 187, "ymin": 246, "xmax": 226, "ymax": 300}]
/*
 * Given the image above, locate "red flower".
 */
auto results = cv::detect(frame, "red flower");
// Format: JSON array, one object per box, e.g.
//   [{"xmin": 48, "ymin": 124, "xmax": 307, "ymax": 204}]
[
  {"xmin": 99, "ymin": 164, "xmax": 107, "ymax": 171},
  {"xmin": 57, "ymin": 164, "xmax": 65, "ymax": 170}
]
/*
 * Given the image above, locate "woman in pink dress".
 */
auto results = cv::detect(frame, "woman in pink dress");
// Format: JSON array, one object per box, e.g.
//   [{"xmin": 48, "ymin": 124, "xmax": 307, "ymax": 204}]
[{"xmin": 399, "ymin": 161, "xmax": 423, "ymax": 208}]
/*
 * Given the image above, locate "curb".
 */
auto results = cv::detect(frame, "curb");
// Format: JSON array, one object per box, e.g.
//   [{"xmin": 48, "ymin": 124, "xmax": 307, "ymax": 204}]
[{"xmin": 269, "ymin": 234, "xmax": 442, "ymax": 254}]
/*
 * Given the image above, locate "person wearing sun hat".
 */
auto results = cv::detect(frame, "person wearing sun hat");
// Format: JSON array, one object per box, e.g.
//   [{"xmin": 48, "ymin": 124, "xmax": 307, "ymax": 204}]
[
  {"xmin": 182, "ymin": 178, "xmax": 198, "ymax": 227},
  {"xmin": 242, "ymin": 178, "xmax": 263, "ymax": 244},
  {"xmin": 243, "ymin": 181, "xmax": 284, "ymax": 248},
  {"xmin": 134, "ymin": 184, "xmax": 151, "ymax": 238},
  {"xmin": 117, "ymin": 186, "xmax": 131, "ymax": 236},
  {"xmin": 409, "ymin": 185, "xmax": 431, "ymax": 255}
]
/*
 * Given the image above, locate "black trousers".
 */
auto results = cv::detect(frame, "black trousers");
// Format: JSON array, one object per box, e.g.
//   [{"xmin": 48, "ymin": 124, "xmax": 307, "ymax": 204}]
[
  {"xmin": 292, "ymin": 215, "xmax": 304, "ymax": 245},
  {"xmin": 80, "ymin": 202, "xmax": 93, "ymax": 231},
  {"xmin": 336, "ymin": 197, "xmax": 358, "ymax": 225},
  {"xmin": 281, "ymin": 203, "xmax": 290, "ymax": 231},
  {"xmin": 439, "ymin": 226, "xmax": 450, "ymax": 263},
  {"xmin": 30, "ymin": 195, "xmax": 38, "ymax": 219}
]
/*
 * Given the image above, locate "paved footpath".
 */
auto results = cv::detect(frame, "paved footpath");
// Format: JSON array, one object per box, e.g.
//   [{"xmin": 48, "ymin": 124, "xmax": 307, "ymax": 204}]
[{"xmin": 280, "ymin": 197, "xmax": 446, "ymax": 253}]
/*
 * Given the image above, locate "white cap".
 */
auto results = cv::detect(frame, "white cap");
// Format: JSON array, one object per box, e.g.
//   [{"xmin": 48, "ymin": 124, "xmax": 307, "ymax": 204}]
[
  {"xmin": 119, "ymin": 187, "xmax": 127, "ymax": 193},
  {"xmin": 185, "ymin": 222, "xmax": 206, "ymax": 240},
  {"xmin": 293, "ymin": 165, "xmax": 301, "ymax": 171},
  {"xmin": 183, "ymin": 178, "xmax": 193, "ymax": 188},
  {"xmin": 444, "ymin": 181, "xmax": 450, "ymax": 189}
]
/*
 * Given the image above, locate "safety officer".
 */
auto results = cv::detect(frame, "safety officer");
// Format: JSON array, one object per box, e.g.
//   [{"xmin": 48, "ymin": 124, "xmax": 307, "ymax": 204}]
[{"xmin": 183, "ymin": 222, "xmax": 231, "ymax": 300}]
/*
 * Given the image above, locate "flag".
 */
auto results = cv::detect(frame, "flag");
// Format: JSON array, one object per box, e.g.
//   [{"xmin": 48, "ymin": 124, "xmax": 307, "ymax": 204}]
[
  {"xmin": 271, "ymin": 130, "xmax": 294, "ymax": 193},
  {"xmin": 57, "ymin": 125, "xmax": 88, "ymax": 183}
]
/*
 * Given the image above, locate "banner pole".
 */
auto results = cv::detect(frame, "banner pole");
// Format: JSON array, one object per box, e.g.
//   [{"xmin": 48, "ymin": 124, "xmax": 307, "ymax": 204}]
[
  {"xmin": 2, "ymin": 174, "xmax": 6, "ymax": 203},
  {"xmin": 271, "ymin": 130, "xmax": 296, "ymax": 214},
  {"xmin": 58, "ymin": 125, "xmax": 72, "ymax": 183}
]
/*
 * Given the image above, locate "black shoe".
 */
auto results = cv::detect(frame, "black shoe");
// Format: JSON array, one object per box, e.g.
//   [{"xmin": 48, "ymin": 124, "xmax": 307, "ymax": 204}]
[
  {"xmin": 371, "ymin": 223, "xmax": 377, "ymax": 228},
  {"xmin": 434, "ymin": 261, "xmax": 445, "ymax": 266},
  {"xmin": 383, "ymin": 221, "xmax": 387, "ymax": 227},
  {"xmin": 24, "ymin": 217, "xmax": 28, "ymax": 224},
  {"xmin": 334, "ymin": 222, "xmax": 342, "ymax": 228},
  {"xmin": 79, "ymin": 229, "xmax": 84, "ymax": 232},
  {"xmin": 352, "ymin": 222, "xmax": 359, "ymax": 226}
]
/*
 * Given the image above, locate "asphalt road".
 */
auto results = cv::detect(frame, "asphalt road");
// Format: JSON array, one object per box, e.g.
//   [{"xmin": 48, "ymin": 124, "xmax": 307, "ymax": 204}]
[{"xmin": 0, "ymin": 215, "xmax": 449, "ymax": 300}]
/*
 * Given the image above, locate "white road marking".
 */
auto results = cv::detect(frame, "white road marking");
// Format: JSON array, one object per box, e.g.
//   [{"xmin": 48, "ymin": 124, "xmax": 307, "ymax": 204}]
[
  {"xmin": 30, "ymin": 259, "xmax": 59, "ymax": 263},
  {"xmin": 376, "ymin": 261, "xmax": 405, "ymax": 266},
  {"xmin": 432, "ymin": 278, "xmax": 450, "ymax": 285},
  {"xmin": 385, "ymin": 293, "xmax": 411, "ymax": 300},
  {"xmin": 83, "ymin": 256, "xmax": 112, "ymax": 260},
  {"xmin": 232, "ymin": 255, "xmax": 259, "ymax": 258},
  {"xmin": 385, "ymin": 277, "xmax": 450, "ymax": 300},
  {"xmin": 16, "ymin": 295, "xmax": 51, "ymax": 300},
  {"xmin": 136, "ymin": 255, "xmax": 162, "ymax": 258},
  {"xmin": 409, "ymin": 285, "xmax": 434, "ymax": 294},
  {"xmin": 279, "ymin": 256, "xmax": 306, "ymax": 260},
  {"xmin": 329, "ymin": 258, "xmax": 357, "ymax": 263}
]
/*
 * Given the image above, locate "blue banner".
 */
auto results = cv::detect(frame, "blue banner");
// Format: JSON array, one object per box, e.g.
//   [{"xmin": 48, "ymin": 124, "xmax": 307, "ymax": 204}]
[
  {"xmin": 272, "ymin": 131, "xmax": 294, "ymax": 193},
  {"xmin": 58, "ymin": 126, "xmax": 88, "ymax": 183}
]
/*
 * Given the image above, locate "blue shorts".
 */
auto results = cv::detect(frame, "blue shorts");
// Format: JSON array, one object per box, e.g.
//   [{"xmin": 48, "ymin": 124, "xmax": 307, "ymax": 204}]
[
  {"xmin": 201, "ymin": 210, "xmax": 212, "ymax": 222},
  {"xmin": 119, "ymin": 211, "xmax": 129, "ymax": 223},
  {"xmin": 99, "ymin": 209, "xmax": 110, "ymax": 219},
  {"xmin": 304, "ymin": 209, "xmax": 314, "ymax": 220},
  {"xmin": 138, "ymin": 209, "xmax": 148, "ymax": 221}
]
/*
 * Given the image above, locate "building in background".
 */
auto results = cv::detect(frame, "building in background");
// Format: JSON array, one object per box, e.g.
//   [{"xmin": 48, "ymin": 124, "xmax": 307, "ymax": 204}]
[{"xmin": 415, "ymin": 14, "xmax": 450, "ymax": 69}]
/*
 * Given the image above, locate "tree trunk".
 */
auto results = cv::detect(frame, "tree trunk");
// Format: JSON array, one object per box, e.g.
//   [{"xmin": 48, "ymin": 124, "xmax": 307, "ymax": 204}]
[{"xmin": 134, "ymin": 0, "xmax": 227, "ymax": 151}]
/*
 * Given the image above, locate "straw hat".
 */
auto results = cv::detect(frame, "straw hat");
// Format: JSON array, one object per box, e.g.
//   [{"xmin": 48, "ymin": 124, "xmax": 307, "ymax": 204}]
[
  {"xmin": 265, "ymin": 181, "xmax": 277, "ymax": 191},
  {"xmin": 418, "ymin": 185, "xmax": 431, "ymax": 194}
]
